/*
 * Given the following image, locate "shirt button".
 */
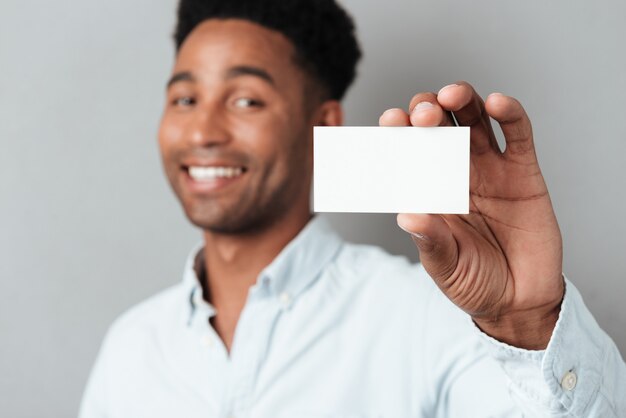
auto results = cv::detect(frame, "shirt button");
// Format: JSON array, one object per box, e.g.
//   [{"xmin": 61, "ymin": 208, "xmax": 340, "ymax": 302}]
[
  {"xmin": 279, "ymin": 292, "xmax": 292, "ymax": 307},
  {"xmin": 200, "ymin": 335, "xmax": 214, "ymax": 348},
  {"xmin": 561, "ymin": 371, "xmax": 577, "ymax": 391}
]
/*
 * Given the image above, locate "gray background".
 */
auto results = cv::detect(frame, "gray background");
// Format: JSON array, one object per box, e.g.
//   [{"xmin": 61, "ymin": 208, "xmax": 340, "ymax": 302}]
[{"xmin": 1, "ymin": 0, "xmax": 624, "ymax": 416}]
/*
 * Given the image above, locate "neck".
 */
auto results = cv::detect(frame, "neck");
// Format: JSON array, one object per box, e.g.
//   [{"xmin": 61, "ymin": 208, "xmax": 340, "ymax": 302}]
[{"xmin": 201, "ymin": 208, "xmax": 312, "ymax": 310}]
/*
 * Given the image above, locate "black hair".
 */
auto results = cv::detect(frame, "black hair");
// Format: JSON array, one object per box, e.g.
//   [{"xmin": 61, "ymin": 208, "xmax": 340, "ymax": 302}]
[{"xmin": 174, "ymin": 0, "xmax": 362, "ymax": 101}]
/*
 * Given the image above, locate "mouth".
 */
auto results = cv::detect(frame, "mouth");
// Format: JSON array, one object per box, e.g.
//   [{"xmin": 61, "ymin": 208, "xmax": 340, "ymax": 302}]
[
  {"xmin": 187, "ymin": 165, "xmax": 246, "ymax": 181},
  {"xmin": 181, "ymin": 164, "xmax": 248, "ymax": 194}
]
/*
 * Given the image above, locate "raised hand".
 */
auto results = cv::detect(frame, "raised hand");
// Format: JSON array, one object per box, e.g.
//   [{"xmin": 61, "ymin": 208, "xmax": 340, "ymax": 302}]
[{"xmin": 380, "ymin": 82, "xmax": 564, "ymax": 349}]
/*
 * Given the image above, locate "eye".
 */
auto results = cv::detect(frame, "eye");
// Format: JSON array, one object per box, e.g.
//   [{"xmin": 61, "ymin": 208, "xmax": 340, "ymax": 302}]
[
  {"xmin": 233, "ymin": 97, "xmax": 264, "ymax": 109},
  {"xmin": 171, "ymin": 96, "xmax": 196, "ymax": 107}
]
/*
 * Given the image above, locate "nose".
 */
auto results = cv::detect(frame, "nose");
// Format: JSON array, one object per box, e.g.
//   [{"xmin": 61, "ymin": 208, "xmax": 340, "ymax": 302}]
[{"xmin": 186, "ymin": 103, "xmax": 231, "ymax": 147}]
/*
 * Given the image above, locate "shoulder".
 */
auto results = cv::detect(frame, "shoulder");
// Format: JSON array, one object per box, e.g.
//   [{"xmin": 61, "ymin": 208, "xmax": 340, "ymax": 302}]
[
  {"xmin": 328, "ymin": 240, "xmax": 476, "ymax": 337},
  {"xmin": 318, "ymin": 242, "xmax": 448, "ymax": 337},
  {"xmin": 329, "ymin": 241, "xmax": 438, "ymax": 301},
  {"xmin": 100, "ymin": 283, "xmax": 186, "ymax": 358}
]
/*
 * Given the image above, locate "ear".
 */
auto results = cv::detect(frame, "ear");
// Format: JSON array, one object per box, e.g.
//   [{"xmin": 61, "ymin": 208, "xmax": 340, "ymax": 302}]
[{"xmin": 314, "ymin": 100, "xmax": 344, "ymax": 127}]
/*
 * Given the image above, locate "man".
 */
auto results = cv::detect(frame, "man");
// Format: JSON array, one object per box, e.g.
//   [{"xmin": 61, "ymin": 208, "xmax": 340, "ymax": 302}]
[{"xmin": 79, "ymin": 0, "xmax": 625, "ymax": 417}]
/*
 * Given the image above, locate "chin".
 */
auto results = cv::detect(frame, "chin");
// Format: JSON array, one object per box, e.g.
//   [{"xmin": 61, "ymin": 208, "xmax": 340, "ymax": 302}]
[
  {"xmin": 184, "ymin": 206, "xmax": 256, "ymax": 235},
  {"xmin": 178, "ymin": 183, "xmax": 298, "ymax": 235},
  {"xmin": 185, "ymin": 204, "xmax": 285, "ymax": 236}
]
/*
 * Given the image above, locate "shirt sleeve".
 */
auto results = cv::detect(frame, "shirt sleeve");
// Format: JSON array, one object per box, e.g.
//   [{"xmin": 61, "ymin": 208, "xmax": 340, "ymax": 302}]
[
  {"xmin": 78, "ymin": 326, "xmax": 112, "ymax": 418},
  {"xmin": 477, "ymin": 277, "xmax": 626, "ymax": 417}
]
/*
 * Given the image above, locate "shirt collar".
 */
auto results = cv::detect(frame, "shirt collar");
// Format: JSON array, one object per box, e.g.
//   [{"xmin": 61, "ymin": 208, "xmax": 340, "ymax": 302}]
[
  {"xmin": 180, "ymin": 241, "xmax": 211, "ymax": 326},
  {"xmin": 260, "ymin": 215, "xmax": 343, "ymax": 301},
  {"xmin": 181, "ymin": 215, "xmax": 343, "ymax": 326}
]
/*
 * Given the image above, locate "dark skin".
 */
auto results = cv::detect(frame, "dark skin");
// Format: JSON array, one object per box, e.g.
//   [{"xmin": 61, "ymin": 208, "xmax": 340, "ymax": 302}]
[
  {"xmin": 383, "ymin": 89, "xmax": 563, "ymax": 349},
  {"xmin": 159, "ymin": 18, "xmax": 564, "ymax": 352},
  {"xmin": 158, "ymin": 20, "xmax": 341, "ymax": 352}
]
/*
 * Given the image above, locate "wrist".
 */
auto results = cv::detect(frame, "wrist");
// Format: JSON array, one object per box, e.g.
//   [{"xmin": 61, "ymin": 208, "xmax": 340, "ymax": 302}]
[{"xmin": 473, "ymin": 301, "xmax": 562, "ymax": 350}]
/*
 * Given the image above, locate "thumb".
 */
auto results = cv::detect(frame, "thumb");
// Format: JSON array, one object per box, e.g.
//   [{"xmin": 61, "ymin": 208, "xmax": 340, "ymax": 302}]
[{"xmin": 397, "ymin": 213, "xmax": 459, "ymax": 283}]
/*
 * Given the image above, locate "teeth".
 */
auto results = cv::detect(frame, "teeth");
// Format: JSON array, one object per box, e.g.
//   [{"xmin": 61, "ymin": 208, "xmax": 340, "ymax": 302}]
[{"xmin": 188, "ymin": 166, "xmax": 243, "ymax": 181}]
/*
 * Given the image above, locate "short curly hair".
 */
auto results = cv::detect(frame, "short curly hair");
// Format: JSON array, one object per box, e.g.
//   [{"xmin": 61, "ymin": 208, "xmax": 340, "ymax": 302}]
[{"xmin": 174, "ymin": 0, "xmax": 362, "ymax": 101}]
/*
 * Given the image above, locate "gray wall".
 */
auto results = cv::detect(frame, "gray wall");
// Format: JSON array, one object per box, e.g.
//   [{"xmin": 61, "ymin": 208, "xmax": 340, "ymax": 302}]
[{"xmin": 1, "ymin": 0, "xmax": 624, "ymax": 416}]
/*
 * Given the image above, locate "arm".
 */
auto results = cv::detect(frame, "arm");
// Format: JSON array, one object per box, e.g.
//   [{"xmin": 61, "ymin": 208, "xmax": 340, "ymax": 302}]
[
  {"xmin": 479, "ymin": 277, "xmax": 625, "ymax": 416},
  {"xmin": 79, "ymin": 333, "xmax": 110, "ymax": 418},
  {"xmin": 380, "ymin": 82, "xmax": 625, "ymax": 416}
]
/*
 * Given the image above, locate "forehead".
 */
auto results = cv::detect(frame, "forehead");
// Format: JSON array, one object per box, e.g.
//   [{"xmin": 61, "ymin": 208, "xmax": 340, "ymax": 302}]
[{"xmin": 174, "ymin": 19, "xmax": 300, "ymax": 79}]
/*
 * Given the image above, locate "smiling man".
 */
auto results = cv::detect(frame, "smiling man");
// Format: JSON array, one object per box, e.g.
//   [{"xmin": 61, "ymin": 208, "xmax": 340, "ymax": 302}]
[{"xmin": 79, "ymin": 1, "xmax": 625, "ymax": 417}]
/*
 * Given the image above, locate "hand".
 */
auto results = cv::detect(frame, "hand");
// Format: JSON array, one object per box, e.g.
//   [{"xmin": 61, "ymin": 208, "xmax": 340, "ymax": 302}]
[{"xmin": 379, "ymin": 82, "xmax": 564, "ymax": 350}]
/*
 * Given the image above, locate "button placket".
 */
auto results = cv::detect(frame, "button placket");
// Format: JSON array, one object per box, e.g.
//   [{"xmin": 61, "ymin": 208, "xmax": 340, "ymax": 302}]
[
  {"xmin": 200, "ymin": 334, "xmax": 214, "ymax": 349},
  {"xmin": 279, "ymin": 292, "xmax": 292, "ymax": 309},
  {"xmin": 226, "ymin": 298, "xmax": 279, "ymax": 417}
]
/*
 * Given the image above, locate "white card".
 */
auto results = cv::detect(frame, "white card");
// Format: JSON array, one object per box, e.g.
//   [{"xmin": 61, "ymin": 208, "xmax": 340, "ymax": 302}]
[{"xmin": 313, "ymin": 126, "xmax": 470, "ymax": 214}]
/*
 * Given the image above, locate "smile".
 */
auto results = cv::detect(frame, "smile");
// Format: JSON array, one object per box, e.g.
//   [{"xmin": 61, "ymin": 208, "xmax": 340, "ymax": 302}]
[{"xmin": 187, "ymin": 166, "xmax": 245, "ymax": 182}]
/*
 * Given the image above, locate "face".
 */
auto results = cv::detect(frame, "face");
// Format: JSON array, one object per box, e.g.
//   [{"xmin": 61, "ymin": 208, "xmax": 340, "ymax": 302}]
[{"xmin": 159, "ymin": 19, "xmax": 319, "ymax": 234}]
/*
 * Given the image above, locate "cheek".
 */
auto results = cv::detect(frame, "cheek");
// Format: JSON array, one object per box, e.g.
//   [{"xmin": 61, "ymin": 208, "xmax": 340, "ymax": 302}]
[
  {"xmin": 158, "ymin": 115, "xmax": 185, "ymax": 155},
  {"xmin": 234, "ymin": 118, "xmax": 287, "ymax": 161}
]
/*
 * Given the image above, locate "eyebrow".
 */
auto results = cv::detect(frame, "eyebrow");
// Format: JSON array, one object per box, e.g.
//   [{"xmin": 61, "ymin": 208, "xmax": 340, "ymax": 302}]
[
  {"xmin": 166, "ymin": 65, "xmax": 276, "ymax": 89},
  {"xmin": 166, "ymin": 71, "xmax": 195, "ymax": 88}
]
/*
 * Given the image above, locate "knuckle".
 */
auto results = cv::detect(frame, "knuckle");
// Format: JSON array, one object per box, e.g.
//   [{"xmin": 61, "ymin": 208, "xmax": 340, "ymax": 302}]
[{"xmin": 506, "ymin": 140, "xmax": 534, "ymax": 155}]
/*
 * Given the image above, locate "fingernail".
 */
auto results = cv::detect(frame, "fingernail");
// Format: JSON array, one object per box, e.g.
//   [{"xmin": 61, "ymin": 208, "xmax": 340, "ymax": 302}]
[
  {"xmin": 411, "ymin": 101, "xmax": 434, "ymax": 114},
  {"xmin": 488, "ymin": 92, "xmax": 504, "ymax": 99},
  {"xmin": 410, "ymin": 232, "xmax": 428, "ymax": 241},
  {"xmin": 438, "ymin": 83, "xmax": 459, "ymax": 95},
  {"xmin": 398, "ymin": 224, "xmax": 428, "ymax": 240}
]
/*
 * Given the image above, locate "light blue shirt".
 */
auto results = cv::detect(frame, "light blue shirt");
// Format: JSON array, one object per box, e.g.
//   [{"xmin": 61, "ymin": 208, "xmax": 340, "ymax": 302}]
[{"xmin": 79, "ymin": 216, "xmax": 626, "ymax": 417}]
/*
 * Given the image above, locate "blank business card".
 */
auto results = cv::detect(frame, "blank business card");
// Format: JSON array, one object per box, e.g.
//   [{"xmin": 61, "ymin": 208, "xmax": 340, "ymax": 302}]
[{"xmin": 313, "ymin": 126, "xmax": 469, "ymax": 214}]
